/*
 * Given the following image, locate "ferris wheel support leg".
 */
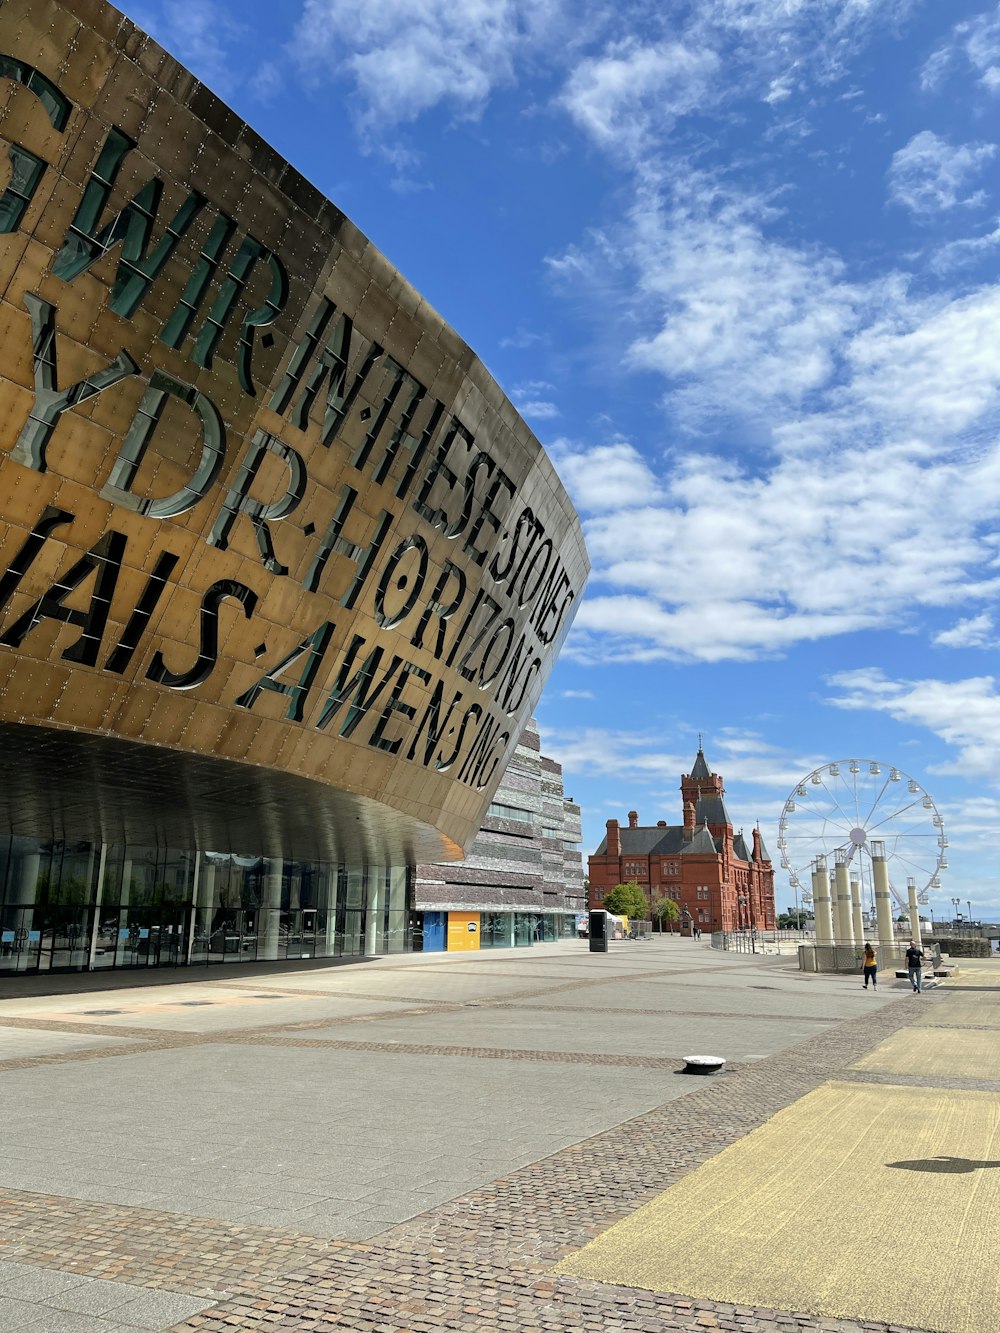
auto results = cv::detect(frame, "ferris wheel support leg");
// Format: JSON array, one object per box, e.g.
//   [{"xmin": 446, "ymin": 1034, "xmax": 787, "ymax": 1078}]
[
  {"xmin": 851, "ymin": 878, "xmax": 864, "ymax": 949},
  {"xmin": 872, "ymin": 852, "xmax": 895, "ymax": 962},
  {"xmin": 812, "ymin": 859, "xmax": 833, "ymax": 947},
  {"xmin": 835, "ymin": 857, "xmax": 854, "ymax": 948},
  {"xmin": 907, "ymin": 883, "xmax": 923, "ymax": 949}
]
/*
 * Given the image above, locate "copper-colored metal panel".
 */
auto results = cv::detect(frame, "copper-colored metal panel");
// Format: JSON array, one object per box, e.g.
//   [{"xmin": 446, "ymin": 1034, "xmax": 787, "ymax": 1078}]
[{"xmin": 0, "ymin": 0, "xmax": 589, "ymax": 862}]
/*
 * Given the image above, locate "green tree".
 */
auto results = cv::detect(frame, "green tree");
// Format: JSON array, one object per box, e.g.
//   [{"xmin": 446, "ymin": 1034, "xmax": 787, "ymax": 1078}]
[
  {"xmin": 603, "ymin": 881, "xmax": 649, "ymax": 920},
  {"xmin": 652, "ymin": 896, "xmax": 681, "ymax": 933},
  {"xmin": 777, "ymin": 910, "xmax": 809, "ymax": 930}
]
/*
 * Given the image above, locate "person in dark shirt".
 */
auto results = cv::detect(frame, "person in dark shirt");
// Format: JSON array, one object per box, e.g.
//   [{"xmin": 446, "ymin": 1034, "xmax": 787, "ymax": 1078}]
[{"xmin": 905, "ymin": 941, "xmax": 926, "ymax": 993}]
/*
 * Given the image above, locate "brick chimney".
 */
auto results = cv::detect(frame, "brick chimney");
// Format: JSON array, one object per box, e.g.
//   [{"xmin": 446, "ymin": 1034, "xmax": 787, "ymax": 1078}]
[
  {"xmin": 683, "ymin": 800, "xmax": 696, "ymax": 843},
  {"xmin": 628, "ymin": 810, "xmax": 638, "ymax": 828},
  {"xmin": 752, "ymin": 825, "xmax": 764, "ymax": 861},
  {"xmin": 606, "ymin": 819, "xmax": 621, "ymax": 858}
]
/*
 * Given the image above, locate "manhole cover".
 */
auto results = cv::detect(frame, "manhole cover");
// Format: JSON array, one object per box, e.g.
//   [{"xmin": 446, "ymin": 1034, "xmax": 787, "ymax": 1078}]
[
  {"xmin": 82, "ymin": 1009, "xmax": 123, "ymax": 1016},
  {"xmin": 178, "ymin": 1000, "xmax": 213, "ymax": 1006}
]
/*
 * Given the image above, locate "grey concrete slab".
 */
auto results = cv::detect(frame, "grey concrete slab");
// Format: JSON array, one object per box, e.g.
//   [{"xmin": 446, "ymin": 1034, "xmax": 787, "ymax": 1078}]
[
  {"xmin": 262, "ymin": 1004, "xmax": 834, "ymax": 1060},
  {"xmin": 0, "ymin": 1027, "xmax": 144, "ymax": 1058},
  {"xmin": 47, "ymin": 1278, "xmax": 146, "ymax": 1316},
  {"xmin": 268, "ymin": 971, "xmax": 574, "ymax": 1002},
  {"xmin": 0, "ymin": 1268, "xmax": 91, "ymax": 1301},
  {"xmin": 562, "ymin": 978, "xmax": 896, "ymax": 1018},
  {"xmin": 0, "ymin": 993, "xmax": 401, "ymax": 1036},
  {"xmin": 0, "ymin": 1295, "xmax": 48, "ymax": 1328},
  {"xmin": 0, "ymin": 1043, "xmax": 681, "ymax": 1238},
  {"xmin": 11, "ymin": 1308, "xmax": 103, "ymax": 1332},
  {"xmin": 105, "ymin": 1289, "xmax": 211, "ymax": 1329}
]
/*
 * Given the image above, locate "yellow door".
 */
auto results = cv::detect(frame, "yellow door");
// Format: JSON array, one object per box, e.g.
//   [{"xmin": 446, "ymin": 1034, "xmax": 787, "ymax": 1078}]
[{"xmin": 447, "ymin": 912, "xmax": 481, "ymax": 951}]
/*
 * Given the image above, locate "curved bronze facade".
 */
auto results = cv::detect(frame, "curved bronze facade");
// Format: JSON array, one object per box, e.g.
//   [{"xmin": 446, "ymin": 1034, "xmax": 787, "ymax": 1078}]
[{"xmin": 0, "ymin": 0, "xmax": 588, "ymax": 864}]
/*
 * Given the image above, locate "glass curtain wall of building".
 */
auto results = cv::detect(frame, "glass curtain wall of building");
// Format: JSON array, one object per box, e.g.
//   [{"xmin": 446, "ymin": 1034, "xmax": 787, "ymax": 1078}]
[{"xmin": 0, "ymin": 837, "xmax": 410, "ymax": 973}]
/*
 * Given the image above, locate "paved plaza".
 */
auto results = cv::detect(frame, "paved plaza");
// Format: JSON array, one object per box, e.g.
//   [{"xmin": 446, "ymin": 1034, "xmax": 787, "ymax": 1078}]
[{"xmin": 0, "ymin": 940, "xmax": 997, "ymax": 1332}]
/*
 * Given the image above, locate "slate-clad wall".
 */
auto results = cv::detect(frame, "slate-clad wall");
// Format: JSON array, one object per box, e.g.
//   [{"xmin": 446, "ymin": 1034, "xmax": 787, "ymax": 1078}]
[{"xmin": 414, "ymin": 719, "xmax": 586, "ymax": 916}]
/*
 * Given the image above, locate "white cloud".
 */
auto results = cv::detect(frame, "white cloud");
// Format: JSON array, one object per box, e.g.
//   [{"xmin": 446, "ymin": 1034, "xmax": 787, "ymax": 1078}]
[
  {"xmin": 826, "ymin": 668, "xmax": 1000, "ymax": 783},
  {"xmin": 500, "ymin": 327, "xmax": 546, "ymax": 350},
  {"xmin": 616, "ymin": 181, "xmax": 863, "ymax": 431},
  {"xmin": 921, "ymin": 5, "xmax": 1000, "ymax": 96},
  {"xmin": 932, "ymin": 220, "xmax": 1000, "ymax": 274},
  {"xmin": 132, "ymin": 0, "xmax": 246, "ymax": 91},
  {"xmin": 511, "ymin": 381, "xmax": 560, "ymax": 420},
  {"xmin": 555, "ymin": 360, "xmax": 1000, "ymax": 664},
  {"xmin": 290, "ymin": 0, "xmax": 568, "ymax": 132},
  {"xmin": 542, "ymin": 150, "xmax": 1000, "ymax": 665},
  {"xmin": 279, "ymin": 0, "xmax": 916, "ymax": 155},
  {"xmin": 559, "ymin": 0, "xmax": 916, "ymax": 160},
  {"xmin": 549, "ymin": 439, "xmax": 665, "ymax": 513},
  {"xmin": 933, "ymin": 614, "xmax": 996, "ymax": 649},
  {"xmin": 560, "ymin": 40, "xmax": 720, "ymax": 157},
  {"xmin": 887, "ymin": 131, "xmax": 996, "ymax": 216}
]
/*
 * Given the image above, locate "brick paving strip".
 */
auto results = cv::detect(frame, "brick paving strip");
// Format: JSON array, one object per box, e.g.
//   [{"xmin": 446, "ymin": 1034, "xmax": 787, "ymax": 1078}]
[{"xmin": 0, "ymin": 990, "xmax": 969, "ymax": 1332}]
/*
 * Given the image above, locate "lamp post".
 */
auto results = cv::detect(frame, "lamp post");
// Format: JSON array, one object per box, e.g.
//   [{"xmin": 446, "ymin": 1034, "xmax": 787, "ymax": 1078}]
[
  {"xmin": 968, "ymin": 900, "xmax": 973, "ymax": 926},
  {"xmin": 952, "ymin": 897, "xmax": 961, "ymax": 928}
]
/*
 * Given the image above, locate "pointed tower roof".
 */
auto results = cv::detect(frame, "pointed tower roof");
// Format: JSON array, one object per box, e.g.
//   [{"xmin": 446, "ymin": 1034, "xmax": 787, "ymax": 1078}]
[
  {"xmin": 733, "ymin": 830, "xmax": 752, "ymax": 861},
  {"xmin": 691, "ymin": 743, "xmax": 711, "ymax": 779}
]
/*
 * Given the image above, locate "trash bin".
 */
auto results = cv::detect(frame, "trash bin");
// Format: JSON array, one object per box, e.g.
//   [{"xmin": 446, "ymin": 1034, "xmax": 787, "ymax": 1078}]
[{"xmin": 589, "ymin": 909, "xmax": 608, "ymax": 953}]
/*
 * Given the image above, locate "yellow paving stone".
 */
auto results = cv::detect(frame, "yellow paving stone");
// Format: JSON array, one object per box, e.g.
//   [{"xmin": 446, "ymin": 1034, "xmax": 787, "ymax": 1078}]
[
  {"xmin": 915, "ymin": 997, "xmax": 1000, "ymax": 1029},
  {"xmin": 850, "ymin": 1026, "xmax": 1000, "ymax": 1078},
  {"xmin": 555, "ymin": 1080, "xmax": 1000, "ymax": 1333},
  {"xmin": 938, "ymin": 963, "xmax": 1000, "ymax": 988}
]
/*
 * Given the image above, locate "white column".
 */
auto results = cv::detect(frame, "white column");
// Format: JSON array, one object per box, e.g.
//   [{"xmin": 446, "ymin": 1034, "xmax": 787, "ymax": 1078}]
[
  {"xmin": 185, "ymin": 854, "xmax": 201, "ymax": 965},
  {"xmin": 907, "ymin": 877, "xmax": 922, "ymax": 948},
  {"xmin": 872, "ymin": 842, "xmax": 894, "ymax": 959},
  {"xmin": 850, "ymin": 878, "xmax": 864, "ymax": 948},
  {"xmin": 834, "ymin": 855, "xmax": 854, "ymax": 947},
  {"xmin": 259, "ymin": 860, "xmax": 283, "ymax": 960},
  {"xmin": 365, "ymin": 865, "xmax": 382, "ymax": 957},
  {"xmin": 812, "ymin": 857, "xmax": 833, "ymax": 946},
  {"xmin": 88, "ymin": 844, "xmax": 108, "ymax": 970}
]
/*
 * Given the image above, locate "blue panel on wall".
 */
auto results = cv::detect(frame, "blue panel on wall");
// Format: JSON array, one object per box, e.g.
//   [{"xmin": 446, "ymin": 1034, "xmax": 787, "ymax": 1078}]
[{"xmin": 422, "ymin": 911, "xmax": 446, "ymax": 952}]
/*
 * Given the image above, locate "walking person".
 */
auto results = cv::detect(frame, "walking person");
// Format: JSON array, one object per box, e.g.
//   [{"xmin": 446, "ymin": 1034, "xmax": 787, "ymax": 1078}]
[
  {"xmin": 862, "ymin": 941, "xmax": 877, "ymax": 989},
  {"xmin": 905, "ymin": 940, "xmax": 926, "ymax": 993}
]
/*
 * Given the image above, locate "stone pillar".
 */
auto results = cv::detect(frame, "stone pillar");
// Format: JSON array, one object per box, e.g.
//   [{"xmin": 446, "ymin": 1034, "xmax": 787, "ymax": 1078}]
[
  {"xmin": 872, "ymin": 842, "xmax": 894, "ymax": 960},
  {"xmin": 850, "ymin": 877, "xmax": 864, "ymax": 948},
  {"xmin": 834, "ymin": 855, "xmax": 854, "ymax": 947},
  {"xmin": 812, "ymin": 857, "xmax": 833, "ymax": 946},
  {"xmin": 907, "ymin": 877, "xmax": 922, "ymax": 948}
]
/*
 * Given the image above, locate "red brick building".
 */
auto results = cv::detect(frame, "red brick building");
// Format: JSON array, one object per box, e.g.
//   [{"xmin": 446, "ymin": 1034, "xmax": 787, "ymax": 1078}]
[{"xmin": 588, "ymin": 747, "xmax": 775, "ymax": 933}]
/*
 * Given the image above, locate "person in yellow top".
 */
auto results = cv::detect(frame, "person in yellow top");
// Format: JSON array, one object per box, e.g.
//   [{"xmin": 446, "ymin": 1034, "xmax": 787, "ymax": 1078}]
[{"xmin": 862, "ymin": 941, "xmax": 877, "ymax": 990}]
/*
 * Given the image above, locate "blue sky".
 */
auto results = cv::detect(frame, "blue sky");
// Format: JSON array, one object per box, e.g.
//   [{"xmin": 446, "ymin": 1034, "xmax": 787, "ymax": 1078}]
[{"xmin": 126, "ymin": 0, "xmax": 1000, "ymax": 920}]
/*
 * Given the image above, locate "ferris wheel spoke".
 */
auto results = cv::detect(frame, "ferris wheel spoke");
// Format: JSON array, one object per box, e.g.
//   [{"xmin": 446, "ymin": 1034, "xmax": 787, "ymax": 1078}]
[
  {"xmin": 864, "ymin": 796, "xmax": 930, "ymax": 832},
  {"xmin": 887, "ymin": 849, "xmax": 937, "ymax": 875},
  {"xmin": 790, "ymin": 792, "xmax": 856, "ymax": 833},
  {"xmin": 859, "ymin": 775, "xmax": 892, "ymax": 830}
]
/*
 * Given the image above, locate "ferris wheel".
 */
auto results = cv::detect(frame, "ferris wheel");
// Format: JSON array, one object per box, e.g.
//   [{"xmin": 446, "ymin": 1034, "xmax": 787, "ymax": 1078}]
[{"xmin": 776, "ymin": 760, "xmax": 947, "ymax": 912}]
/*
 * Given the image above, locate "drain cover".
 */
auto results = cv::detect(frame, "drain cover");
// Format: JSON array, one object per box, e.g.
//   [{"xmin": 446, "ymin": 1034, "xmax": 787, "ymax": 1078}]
[{"xmin": 82, "ymin": 1009, "xmax": 123, "ymax": 1016}]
